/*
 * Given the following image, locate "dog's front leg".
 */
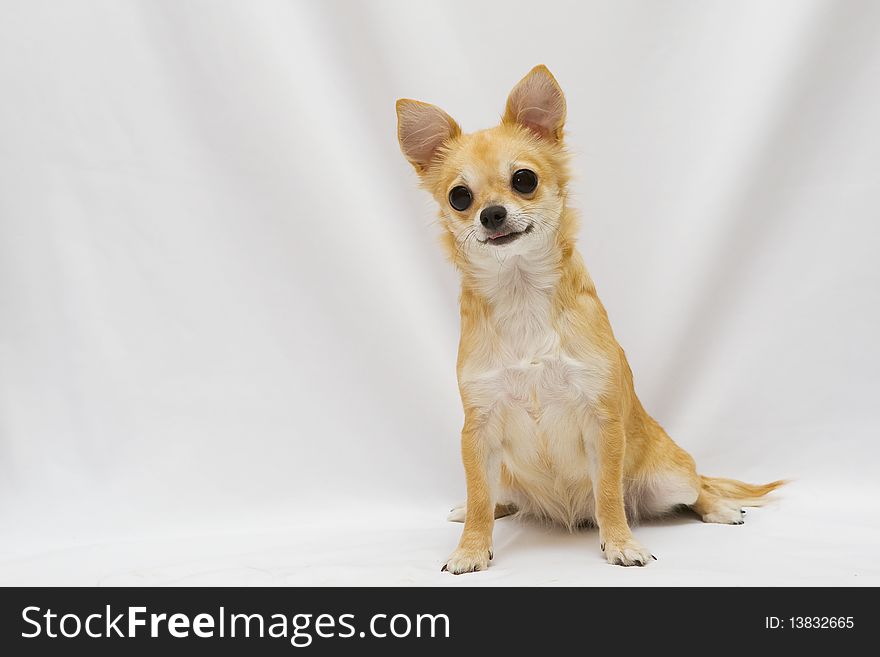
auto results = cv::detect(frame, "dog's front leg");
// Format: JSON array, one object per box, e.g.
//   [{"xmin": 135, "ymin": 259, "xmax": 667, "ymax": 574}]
[
  {"xmin": 594, "ymin": 417, "xmax": 654, "ymax": 567},
  {"xmin": 442, "ymin": 414, "xmax": 499, "ymax": 574}
]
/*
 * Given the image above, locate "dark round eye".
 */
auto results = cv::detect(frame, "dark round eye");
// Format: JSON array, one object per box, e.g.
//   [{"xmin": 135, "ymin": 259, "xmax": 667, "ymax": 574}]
[
  {"xmin": 448, "ymin": 185, "xmax": 473, "ymax": 212},
  {"xmin": 511, "ymin": 169, "xmax": 538, "ymax": 194}
]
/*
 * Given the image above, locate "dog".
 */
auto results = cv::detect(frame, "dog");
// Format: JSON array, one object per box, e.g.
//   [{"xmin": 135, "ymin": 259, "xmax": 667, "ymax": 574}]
[{"xmin": 396, "ymin": 65, "xmax": 783, "ymax": 574}]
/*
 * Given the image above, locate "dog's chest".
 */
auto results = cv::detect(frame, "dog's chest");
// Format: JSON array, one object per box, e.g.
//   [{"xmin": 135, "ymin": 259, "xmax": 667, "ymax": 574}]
[
  {"xmin": 460, "ymin": 267, "xmax": 608, "ymax": 474},
  {"xmin": 463, "ymin": 319, "xmax": 605, "ymax": 426}
]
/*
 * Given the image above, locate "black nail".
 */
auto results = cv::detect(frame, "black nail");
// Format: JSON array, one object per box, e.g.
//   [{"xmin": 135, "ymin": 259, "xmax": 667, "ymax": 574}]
[
  {"xmin": 600, "ymin": 543, "xmax": 605, "ymax": 551},
  {"xmin": 652, "ymin": 554, "xmax": 658, "ymax": 560},
  {"xmin": 441, "ymin": 564, "xmax": 447, "ymax": 572}
]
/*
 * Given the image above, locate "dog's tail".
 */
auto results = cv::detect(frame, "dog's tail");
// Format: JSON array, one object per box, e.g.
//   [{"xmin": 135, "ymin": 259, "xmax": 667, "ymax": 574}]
[{"xmin": 699, "ymin": 475, "xmax": 786, "ymax": 506}]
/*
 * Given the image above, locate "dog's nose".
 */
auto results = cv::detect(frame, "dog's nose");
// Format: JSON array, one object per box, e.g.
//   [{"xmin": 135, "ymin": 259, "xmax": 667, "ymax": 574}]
[{"xmin": 480, "ymin": 205, "xmax": 507, "ymax": 231}]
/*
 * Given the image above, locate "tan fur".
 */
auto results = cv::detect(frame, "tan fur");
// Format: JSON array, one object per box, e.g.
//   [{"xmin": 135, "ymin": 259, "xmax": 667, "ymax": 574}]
[{"xmin": 397, "ymin": 65, "xmax": 784, "ymax": 574}]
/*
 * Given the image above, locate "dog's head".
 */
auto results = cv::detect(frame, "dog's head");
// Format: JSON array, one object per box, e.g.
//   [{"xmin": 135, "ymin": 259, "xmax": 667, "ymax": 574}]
[{"xmin": 396, "ymin": 65, "xmax": 571, "ymax": 268}]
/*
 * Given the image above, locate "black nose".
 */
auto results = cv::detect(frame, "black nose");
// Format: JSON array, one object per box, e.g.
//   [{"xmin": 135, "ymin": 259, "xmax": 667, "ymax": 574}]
[{"xmin": 480, "ymin": 205, "xmax": 507, "ymax": 230}]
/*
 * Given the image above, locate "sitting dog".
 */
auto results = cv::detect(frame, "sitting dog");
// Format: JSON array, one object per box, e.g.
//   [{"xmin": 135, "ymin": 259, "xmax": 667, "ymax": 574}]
[{"xmin": 396, "ymin": 65, "xmax": 783, "ymax": 574}]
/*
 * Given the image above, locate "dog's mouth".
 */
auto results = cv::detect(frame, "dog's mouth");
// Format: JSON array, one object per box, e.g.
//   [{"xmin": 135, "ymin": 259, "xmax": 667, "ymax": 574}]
[{"xmin": 483, "ymin": 224, "xmax": 534, "ymax": 246}]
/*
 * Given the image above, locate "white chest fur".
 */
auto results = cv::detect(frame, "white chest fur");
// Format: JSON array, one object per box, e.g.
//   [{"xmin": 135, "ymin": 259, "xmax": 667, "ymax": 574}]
[{"xmin": 460, "ymin": 255, "xmax": 609, "ymax": 524}]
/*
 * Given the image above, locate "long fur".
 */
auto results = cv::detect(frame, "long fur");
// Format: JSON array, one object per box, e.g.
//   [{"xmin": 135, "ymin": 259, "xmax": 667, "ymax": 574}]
[{"xmin": 397, "ymin": 65, "xmax": 784, "ymax": 573}]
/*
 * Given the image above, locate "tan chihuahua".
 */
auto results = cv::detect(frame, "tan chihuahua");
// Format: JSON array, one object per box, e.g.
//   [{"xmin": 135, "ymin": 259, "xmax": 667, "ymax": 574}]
[{"xmin": 396, "ymin": 65, "xmax": 783, "ymax": 574}]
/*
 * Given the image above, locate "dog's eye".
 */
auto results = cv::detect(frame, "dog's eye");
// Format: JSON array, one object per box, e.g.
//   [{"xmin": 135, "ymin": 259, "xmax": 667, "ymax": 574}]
[
  {"xmin": 448, "ymin": 185, "xmax": 473, "ymax": 212},
  {"xmin": 511, "ymin": 169, "xmax": 538, "ymax": 194}
]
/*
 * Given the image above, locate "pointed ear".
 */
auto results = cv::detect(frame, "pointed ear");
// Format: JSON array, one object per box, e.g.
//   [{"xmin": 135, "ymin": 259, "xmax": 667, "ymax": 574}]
[
  {"xmin": 396, "ymin": 99, "xmax": 461, "ymax": 173},
  {"xmin": 502, "ymin": 65, "xmax": 567, "ymax": 141}
]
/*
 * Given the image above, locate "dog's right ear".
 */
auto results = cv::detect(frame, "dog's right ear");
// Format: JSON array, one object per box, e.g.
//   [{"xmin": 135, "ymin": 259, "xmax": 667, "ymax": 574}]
[{"xmin": 396, "ymin": 99, "xmax": 461, "ymax": 174}]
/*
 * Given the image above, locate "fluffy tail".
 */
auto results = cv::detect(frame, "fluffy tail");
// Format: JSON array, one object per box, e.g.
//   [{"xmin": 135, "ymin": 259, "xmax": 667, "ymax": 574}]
[{"xmin": 700, "ymin": 475, "xmax": 786, "ymax": 507}]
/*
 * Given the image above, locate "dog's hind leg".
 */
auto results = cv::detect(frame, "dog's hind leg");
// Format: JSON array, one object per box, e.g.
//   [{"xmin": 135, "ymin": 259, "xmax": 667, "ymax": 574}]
[
  {"xmin": 632, "ymin": 438, "xmax": 701, "ymax": 521},
  {"xmin": 632, "ymin": 423, "xmax": 784, "ymax": 524},
  {"xmin": 692, "ymin": 476, "xmax": 785, "ymax": 524},
  {"xmin": 447, "ymin": 503, "xmax": 517, "ymax": 523}
]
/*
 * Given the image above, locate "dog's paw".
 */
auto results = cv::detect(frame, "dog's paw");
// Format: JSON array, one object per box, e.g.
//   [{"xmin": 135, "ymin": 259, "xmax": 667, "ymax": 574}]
[
  {"xmin": 602, "ymin": 538, "xmax": 654, "ymax": 567},
  {"xmin": 446, "ymin": 503, "xmax": 517, "ymax": 522},
  {"xmin": 446, "ymin": 504, "xmax": 466, "ymax": 523},
  {"xmin": 701, "ymin": 505, "xmax": 745, "ymax": 525},
  {"xmin": 441, "ymin": 546, "xmax": 492, "ymax": 574}
]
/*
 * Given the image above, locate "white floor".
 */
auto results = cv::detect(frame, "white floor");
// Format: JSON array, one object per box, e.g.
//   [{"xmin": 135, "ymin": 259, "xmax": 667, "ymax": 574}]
[{"xmin": 2, "ymin": 480, "xmax": 877, "ymax": 586}]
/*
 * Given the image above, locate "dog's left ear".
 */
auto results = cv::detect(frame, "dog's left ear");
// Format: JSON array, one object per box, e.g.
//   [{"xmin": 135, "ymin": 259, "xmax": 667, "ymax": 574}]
[{"xmin": 503, "ymin": 65, "xmax": 567, "ymax": 141}]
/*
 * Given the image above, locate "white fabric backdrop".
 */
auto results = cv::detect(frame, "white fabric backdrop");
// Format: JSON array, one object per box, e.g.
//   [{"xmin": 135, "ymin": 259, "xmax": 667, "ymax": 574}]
[{"xmin": 1, "ymin": 0, "xmax": 879, "ymax": 585}]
